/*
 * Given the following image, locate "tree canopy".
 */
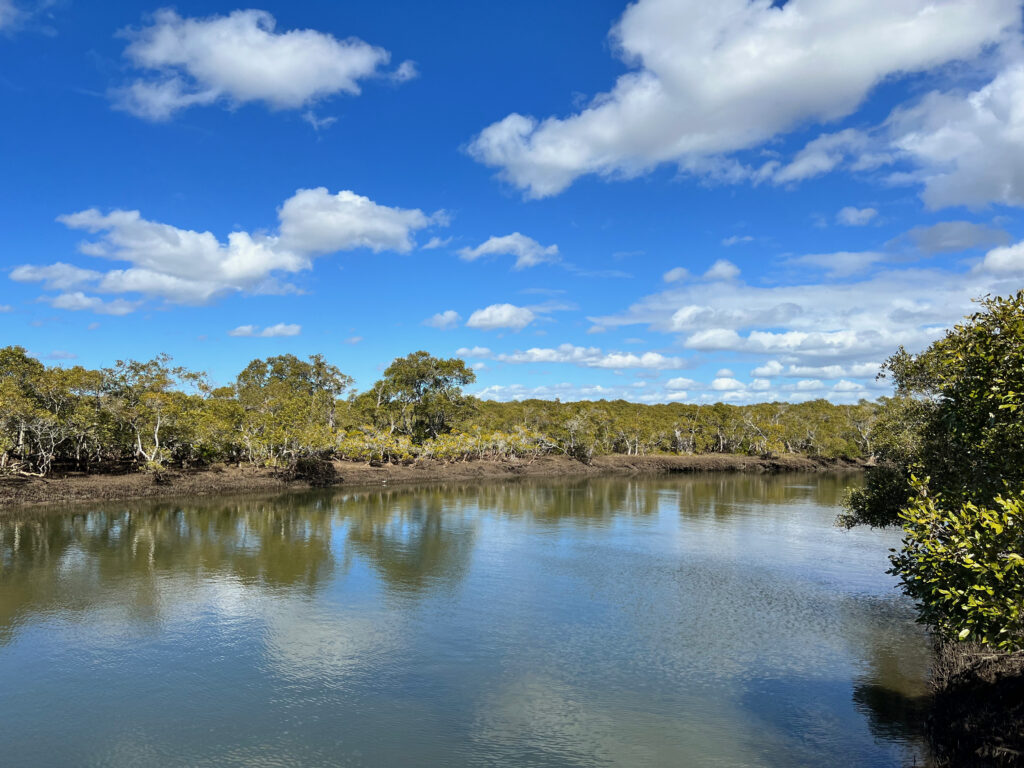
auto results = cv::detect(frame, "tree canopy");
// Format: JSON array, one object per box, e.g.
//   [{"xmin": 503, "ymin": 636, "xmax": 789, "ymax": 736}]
[{"xmin": 842, "ymin": 292, "xmax": 1024, "ymax": 650}]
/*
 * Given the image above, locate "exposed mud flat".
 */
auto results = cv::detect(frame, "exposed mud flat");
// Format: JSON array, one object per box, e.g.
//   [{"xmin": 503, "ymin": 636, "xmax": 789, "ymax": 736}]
[{"xmin": 0, "ymin": 453, "xmax": 865, "ymax": 511}]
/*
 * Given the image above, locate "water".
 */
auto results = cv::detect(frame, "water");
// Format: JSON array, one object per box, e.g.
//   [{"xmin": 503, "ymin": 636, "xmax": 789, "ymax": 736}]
[{"xmin": 0, "ymin": 474, "xmax": 931, "ymax": 767}]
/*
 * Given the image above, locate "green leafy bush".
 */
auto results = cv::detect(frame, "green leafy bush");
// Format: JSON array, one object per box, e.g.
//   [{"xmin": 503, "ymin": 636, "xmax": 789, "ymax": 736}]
[{"xmin": 892, "ymin": 480, "xmax": 1024, "ymax": 651}]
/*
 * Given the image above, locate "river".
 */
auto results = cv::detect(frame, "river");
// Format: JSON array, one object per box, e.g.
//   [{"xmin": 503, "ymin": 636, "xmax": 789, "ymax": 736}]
[{"xmin": 0, "ymin": 473, "xmax": 930, "ymax": 767}]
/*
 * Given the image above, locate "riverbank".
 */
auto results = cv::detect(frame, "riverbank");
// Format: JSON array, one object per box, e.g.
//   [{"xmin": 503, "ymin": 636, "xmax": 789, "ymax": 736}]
[
  {"xmin": 0, "ymin": 453, "xmax": 864, "ymax": 509},
  {"xmin": 927, "ymin": 643, "xmax": 1024, "ymax": 767}
]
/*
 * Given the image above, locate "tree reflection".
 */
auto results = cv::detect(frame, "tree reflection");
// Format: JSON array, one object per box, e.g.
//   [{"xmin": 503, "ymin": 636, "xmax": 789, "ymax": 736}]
[{"xmin": 0, "ymin": 472, "xmax": 860, "ymax": 645}]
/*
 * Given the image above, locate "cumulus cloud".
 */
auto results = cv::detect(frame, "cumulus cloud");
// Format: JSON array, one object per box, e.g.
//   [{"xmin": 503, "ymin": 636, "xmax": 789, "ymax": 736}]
[
  {"xmin": 13, "ymin": 188, "xmax": 432, "ymax": 311},
  {"xmin": 787, "ymin": 251, "xmax": 885, "ymax": 277},
  {"xmin": 458, "ymin": 233, "xmax": 559, "ymax": 269},
  {"xmin": 455, "ymin": 346, "xmax": 491, "ymax": 357},
  {"xmin": 423, "ymin": 310, "xmax": 461, "ymax": 329},
  {"xmin": 711, "ymin": 377, "xmax": 746, "ymax": 392},
  {"xmin": 475, "ymin": 382, "xmax": 638, "ymax": 402},
  {"xmin": 976, "ymin": 240, "xmax": 1024, "ymax": 274},
  {"xmin": 896, "ymin": 221, "xmax": 1011, "ymax": 254},
  {"xmin": 836, "ymin": 206, "xmax": 878, "ymax": 226},
  {"xmin": 490, "ymin": 343, "xmax": 685, "ymax": 370},
  {"xmin": 468, "ymin": 0, "xmax": 1017, "ymax": 197},
  {"xmin": 277, "ymin": 187, "xmax": 430, "ymax": 254},
  {"xmin": 703, "ymin": 259, "xmax": 739, "ymax": 281},
  {"xmin": 466, "ymin": 303, "xmax": 536, "ymax": 330},
  {"xmin": 753, "ymin": 360, "xmax": 882, "ymax": 380},
  {"xmin": 665, "ymin": 376, "xmax": 697, "ymax": 390},
  {"xmin": 751, "ymin": 360, "xmax": 784, "ymax": 377},
  {"xmin": 113, "ymin": 9, "xmax": 404, "ymax": 120},
  {"xmin": 887, "ymin": 63, "xmax": 1024, "ymax": 209},
  {"xmin": 589, "ymin": 257, "xmax": 1020, "ymax": 384},
  {"xmin": 662, "ymin": 267, "xmax": 688, "ymax": 283},
  {"xmin": 228, "ymin": 323, "xmax": 301, "ymax": 338},
  {"xmin": 10, "ymin": 263, "xmax": 102, "ymax": 290},
  {"xmin": 45, "ymin": 292, "xmax": 139, "ymax": 315}
]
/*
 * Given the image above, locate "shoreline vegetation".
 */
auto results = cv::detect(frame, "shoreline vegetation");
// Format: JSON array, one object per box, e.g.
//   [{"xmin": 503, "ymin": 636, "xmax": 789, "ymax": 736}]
[
  {"xmin": 0, "ymin": 453, "xmax": 864, "ymax": 510},
  {"xmin": 839, "ymin": 293, "xmax": 1024, "ymax": 767},
  {"xmin": 1, "ymin": 344, "xmax": 880, "ymax": 507}
]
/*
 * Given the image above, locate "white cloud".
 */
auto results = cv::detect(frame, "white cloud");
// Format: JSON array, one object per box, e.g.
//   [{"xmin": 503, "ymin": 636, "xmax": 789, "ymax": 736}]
[
  {"xmin": 898, "ymin": 221, "xmax": 1011, "ymax": 254},
  {"xmin": 836, "ymin": 206, "xmax": 878, "ymax": 226},
  {"xmin": 772, "ymin": 129, "xmax": 885, "ymax": 183},
  {"xmin": 703, "ymin": 259, "xmax": 739, "ymax": 281},
  {"xmin": 455, "ymin": 346, "xmax": 491, "ymax": 357},
  {"xmin": 422, "ymin": 236, "xmax": 452, "ymax": 250},
  {"xmin": 391, "ymin": 60, "xmax": 419, "ymax": 83},
  {"xmin": 494, "ymin": 343, "xmax": 685, "ymax": 370},
  {"xmin": 277, "ymin": 188, "xmax": 429, "ymax": 255},
  {"xmin": 590, "ymin": 258, "xmax": 1020, "ymax": 383},
  {"xmin": 977, "ymin": 240, "xmax": 1024, "ymax": 274},
  {"xmin": 787, "ymin": 251, "xmax": 885, "ymax": 277},
  {"xmin": 10, "ymin": 263, "xmax": 102, "ymax": 290},
  {"xmin": 0, "ymin": 304, "xmax": 12, "ymax": 312},
  {"xmin": 228, "ymin": 323, "xmax": 301, "ymax": 338},
  {"xmin": 466, "ymin": 303, "xmax": 536, "ymax": 330},
  {"xmin": 113, "ymin": 9, "xmax": 402, "ymax": 120},
  {"xmin": 46, "ymin": 292, "xmax": 139, "ymax": 315},
  {"xmin": 711, "ymin": 377, "xmax": 746, "ymax": 392},
  {"xmin": 301, "ymin": 111, "xmax": 337, "ymax": 131},
  {"xmin": 475, "ymin": 382, "xmax": 635, "ymax": 402},
  {"xmin": 345, "ymin": 336, "xmax": 362, "ymax": 344},
  {"xmin": 887, "ymin": 63, "xmax": 1024, "ymax": 209},
  {"xmin": 781, "ymin": 362, "xmax": 882, "ymax": 379},
  {"xmin": 13, "ymin": 188, "xmax": 431, "ymax": 311},
  {"xmin": 423, "ymin": 310, "xmax": 461, "ymax": 329},
  {"xmin": 458, "ymin": 233, "xmax": 558, "ymax": 269},
  {"xmin": 662, "ymin": 267, "xmax": 688, "ymax": 283},
  {"xmin": 722, "ymin": 235, "xmax": 753, "ymax": 246},
  {"xmin": 794, "ymin": 379, "xmax": 825, "ymax": 391},
  {"xmin": 751, "ymin": 360, "xmax": 783, "ymax": 377},
  {"xmin": 665, "ymin": 376, "xmax": 697, "ymax": 390},
  {"xmin": 468, "ymin": 0, "xmax": 1017, "ymax": 197}
]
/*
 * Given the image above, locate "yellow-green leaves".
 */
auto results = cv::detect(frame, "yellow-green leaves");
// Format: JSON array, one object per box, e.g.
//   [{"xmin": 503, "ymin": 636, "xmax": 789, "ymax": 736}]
[{"xmin": 892, "ymin": 483, "xmax": 1024, "ymax": 651}]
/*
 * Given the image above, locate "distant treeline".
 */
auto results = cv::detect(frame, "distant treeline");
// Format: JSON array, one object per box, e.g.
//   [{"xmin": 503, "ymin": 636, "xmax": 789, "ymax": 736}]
[{"xmin": 0, "ymin": 345, "xmax": 879, "ymax": 476}]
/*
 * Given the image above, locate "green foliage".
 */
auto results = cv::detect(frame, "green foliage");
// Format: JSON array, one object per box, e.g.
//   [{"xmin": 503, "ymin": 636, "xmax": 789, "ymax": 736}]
[
  {"xmin": 845, "ymin": 291, "xmax": 1024, "ymax": 527},
  {"xmin": 0, "ymin": 345, "xmax": 879, "ymax": 476},
  {"xmin": 892, "ymin": 482, "xmax": 1024, "ymax": 651},
  {"xmin": 843, "ymin": 291, "xmax": 1024, "ymax": 650},
  {"xmin": 235, "ymin": 354, "xmax": 352, "ymax": 464},
  {"xmin": 359, "ymin": 351, "xmax": 476, "ymax": 441}
]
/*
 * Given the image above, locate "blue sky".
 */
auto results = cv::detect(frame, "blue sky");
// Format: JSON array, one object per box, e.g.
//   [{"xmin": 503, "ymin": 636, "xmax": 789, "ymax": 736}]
[{"xmin": 2, "ymin": 0, "xmax": 1024, "ymax": 404}]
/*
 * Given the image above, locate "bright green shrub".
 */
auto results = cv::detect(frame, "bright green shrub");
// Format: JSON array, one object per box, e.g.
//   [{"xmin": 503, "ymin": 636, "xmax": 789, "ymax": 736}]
[{"xmin": 892, "ymin": 481, "xmax": 1024, "ymax": 651}]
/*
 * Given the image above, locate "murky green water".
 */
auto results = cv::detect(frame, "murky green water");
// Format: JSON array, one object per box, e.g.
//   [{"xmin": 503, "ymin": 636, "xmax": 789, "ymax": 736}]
[{"xmin": 0, "ymin": 474, "xmax": 930, "ymax": 767}]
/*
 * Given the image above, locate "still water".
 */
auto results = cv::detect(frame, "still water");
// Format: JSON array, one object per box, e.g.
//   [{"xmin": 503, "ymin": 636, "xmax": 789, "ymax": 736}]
[{"xmin": 0, "ymin": 474, "xmax": 930, "ymax": 767}]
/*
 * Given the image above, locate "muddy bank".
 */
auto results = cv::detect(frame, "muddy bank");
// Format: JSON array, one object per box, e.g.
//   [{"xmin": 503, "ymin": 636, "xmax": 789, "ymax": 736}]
[
  {"xmin": 927, "ymin": 643, "xmax": 1024, "ymax": 767},
  {"xmin": 0, "ymin": 453, "xmax": 864, "ymax": 510}
]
